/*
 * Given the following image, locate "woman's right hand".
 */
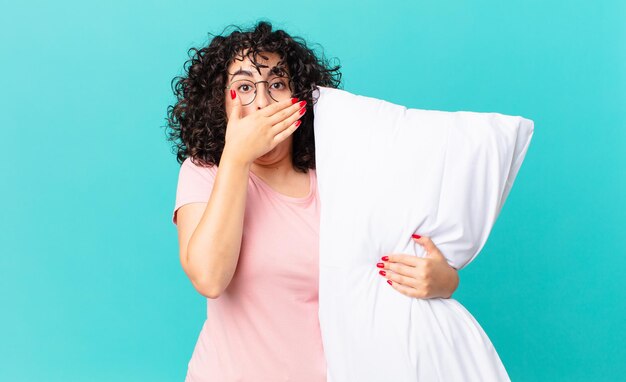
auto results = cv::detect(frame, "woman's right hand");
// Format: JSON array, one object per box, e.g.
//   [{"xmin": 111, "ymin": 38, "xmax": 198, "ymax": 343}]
[{"xmin": 222, "ymin": 91, "xmax": 307, "ymax": 165}]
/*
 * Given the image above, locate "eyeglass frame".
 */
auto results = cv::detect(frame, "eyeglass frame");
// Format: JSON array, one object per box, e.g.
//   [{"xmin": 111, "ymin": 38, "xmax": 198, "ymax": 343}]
[{"xmin": 224, "ymin": 77, "xmax": 295, "ymax": 106}]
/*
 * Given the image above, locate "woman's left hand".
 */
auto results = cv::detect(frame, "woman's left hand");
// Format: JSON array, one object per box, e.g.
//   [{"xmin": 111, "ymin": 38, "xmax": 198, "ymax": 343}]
[{"xmin": 376, "ymin": 235, "xmax": 459, "ymax": 299}]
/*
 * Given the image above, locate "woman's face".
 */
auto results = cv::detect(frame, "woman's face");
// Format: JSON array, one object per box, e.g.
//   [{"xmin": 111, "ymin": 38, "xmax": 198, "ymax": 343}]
[
  {"xmin": 224, "ymin": 50, "xmax": 295, "ymax": 166},
  {"xmin": 224, "ymin": 50, "xmax": 291, "ymax": 118}
]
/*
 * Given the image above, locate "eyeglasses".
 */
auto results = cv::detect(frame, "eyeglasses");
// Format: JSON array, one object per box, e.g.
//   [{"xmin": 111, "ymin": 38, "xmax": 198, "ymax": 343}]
[{"xmin": 225, "ymin": 77, "xmax": 294, "ymax": 106}]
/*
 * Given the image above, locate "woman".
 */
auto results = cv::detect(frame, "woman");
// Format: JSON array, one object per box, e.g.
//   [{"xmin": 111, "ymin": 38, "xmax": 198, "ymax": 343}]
[{"xmin": 166, "ymin": 21, "xmax": 460, "ymax": 381}]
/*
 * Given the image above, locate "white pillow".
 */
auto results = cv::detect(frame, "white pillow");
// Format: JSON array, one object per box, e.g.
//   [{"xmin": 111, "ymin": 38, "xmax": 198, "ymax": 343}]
[{"xmin": 312, "ymin": 86, "xmax": 533, "ymax": 382}]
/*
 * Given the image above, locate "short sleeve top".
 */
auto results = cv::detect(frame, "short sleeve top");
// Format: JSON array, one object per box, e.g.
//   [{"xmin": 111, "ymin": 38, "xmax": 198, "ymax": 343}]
[{"xmin": 172, "ymin": 157, "xmax": 326, "ymax": 381}]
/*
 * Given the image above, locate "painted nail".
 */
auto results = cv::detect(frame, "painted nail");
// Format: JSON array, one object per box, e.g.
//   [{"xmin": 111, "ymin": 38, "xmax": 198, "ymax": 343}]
[
  {"xmin": 291, "ymin": 98, "xmax": 298, "ymax": 104},
  {"xmin": 299, "ymin": 100, "xmax": 307, "ymax": 107},
  {"xmin": 412, "ymin": 234, "xmax": 421, "ymax": 239},
  {"xmin": 295, "ymin": 120, "xmax": 302, "ymax": 127},
  {"xmin": 376, "ymin": 263, "xmax": 384, "ymax": 268},
  {"xmin": 381, "ymin": 256, "xmax": 389, "ymax": 261},
  {"xmin": 230, "ymin": 89, "xmax": 236, "ymax": 100},
  {"xmin": 299, "ymin": 107, "xmax": 306, "ymax": 115},
  {"xmin": 379, "ymin": 270, "xmax": 386, "ymax": 276},
  {"xmin": 387, "ymin": 280, "xmax": 393, "ymax": 285}
]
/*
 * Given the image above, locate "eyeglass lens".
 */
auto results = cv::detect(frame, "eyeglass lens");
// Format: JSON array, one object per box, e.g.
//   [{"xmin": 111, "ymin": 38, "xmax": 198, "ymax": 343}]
[{"xmin": 229, "ymin": 78, "xmax": 292, "ymax": 105}]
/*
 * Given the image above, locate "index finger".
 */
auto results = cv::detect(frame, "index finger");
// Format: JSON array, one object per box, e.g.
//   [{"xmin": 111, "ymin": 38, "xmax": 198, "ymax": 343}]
[
  {"xmin": 382, "ymin": 254, "xmax": 424, "ymax": 267},
  {"xmin": 257, "ymin": 97, "xmax": 299, "ymax": 117}
]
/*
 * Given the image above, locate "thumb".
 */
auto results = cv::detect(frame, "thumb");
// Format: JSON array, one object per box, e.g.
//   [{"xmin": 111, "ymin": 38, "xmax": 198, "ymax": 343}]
[
  {"xmin": 412, "ymin": 235, "xmax": 444, "ymax": 259},
  {"xmin": 423, "ymin": 247, "xmax": 446, "ymax": 261},
  {"xmin": 228, "ymin": 89, "xmax": 243, "ymax": 121}
]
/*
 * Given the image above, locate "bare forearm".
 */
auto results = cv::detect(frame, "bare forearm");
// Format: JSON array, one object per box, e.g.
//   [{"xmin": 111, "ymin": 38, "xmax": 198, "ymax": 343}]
[{"xmin": 187, "ymin": 153, "xmax": 250, "ymax": 298}]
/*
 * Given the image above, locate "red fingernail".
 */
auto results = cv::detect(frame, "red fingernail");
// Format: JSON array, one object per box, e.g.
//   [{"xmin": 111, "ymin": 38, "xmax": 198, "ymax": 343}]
[
  {"xmin": 379, "ymin": 270, "xmax": 386, "ymax": 276},
  {"xmin": 376, "ymin": 263, "xmax": 384, "ymax": 268},
  {"xmin": 387, "ymin": 280, "xmax": 393, "ymax": 285},
  {"xmin": 230, "ymin": 89, "xmax": 236, "ymax": 100},
  {"xmin": 295, "ymin": 120, "xmax": 302, "ymax": 127},
  {"xmin": 412, "ymin": 234, "xmax": 421, "ymax": 239},
  {"xmin": 381, "ymin": 256, "xmax": 389, "ymax": 261},
  {"xmin": 299, "ymin": 107, "xmax": 306, "ymax": 115},
  {"xmin": 299, "ymin": 100, "xmax": 307, "ymax": 107},
  {"xmin": 291, "ymin": 98, "xmax": 298, "ymax": 104}
]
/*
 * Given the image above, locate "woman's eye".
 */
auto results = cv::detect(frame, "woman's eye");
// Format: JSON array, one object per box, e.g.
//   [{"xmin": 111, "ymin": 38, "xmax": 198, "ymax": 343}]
[
  {"xmin": 271, "ymin": 81, "xmax": 286, "ymax": 89},
  {"xmin": 238, "ymin": 84, "xmax": 252, "ymax": 92}
]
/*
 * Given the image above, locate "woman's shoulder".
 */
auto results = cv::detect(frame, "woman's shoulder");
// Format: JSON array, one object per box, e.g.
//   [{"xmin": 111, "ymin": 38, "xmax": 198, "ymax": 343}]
[
  {"xmin": 178, "ymin": 157, "xmax": 218, "ymax": 186},
  {"xmin": 181, "ymin": 156, "xmax": 218, "ymax": 172}
]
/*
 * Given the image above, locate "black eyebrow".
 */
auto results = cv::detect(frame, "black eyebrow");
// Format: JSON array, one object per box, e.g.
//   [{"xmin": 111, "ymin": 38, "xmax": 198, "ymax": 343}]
[
  {"xmin": 231, "ymin": 69, "xmax": 254, "ymax": 78},
  {"xmin": 230, "ymin": 66, "xmax": 287, "ymax": 80}
]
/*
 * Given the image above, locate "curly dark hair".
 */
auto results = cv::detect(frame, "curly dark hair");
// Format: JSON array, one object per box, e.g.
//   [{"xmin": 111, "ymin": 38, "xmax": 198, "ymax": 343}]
[{"xmin": 165, "ymin": 20, "xmax": 343, "ymax": 172}]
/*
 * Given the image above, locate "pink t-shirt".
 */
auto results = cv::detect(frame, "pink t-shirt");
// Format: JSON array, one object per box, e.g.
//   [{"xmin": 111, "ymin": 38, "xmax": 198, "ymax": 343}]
[{"xmin": 172, "ymin": 157, "xmax": 326, "ymax": 382}]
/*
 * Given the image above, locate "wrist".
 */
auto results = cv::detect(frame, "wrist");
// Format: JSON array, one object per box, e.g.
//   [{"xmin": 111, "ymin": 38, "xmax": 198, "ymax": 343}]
[
  {"xmin": 221, "ymin": 148, "xmax": 252, "ymax": 168},
  {"xmin": 446, "ymin": 267, "xmax": 459, "ymax": 298}
]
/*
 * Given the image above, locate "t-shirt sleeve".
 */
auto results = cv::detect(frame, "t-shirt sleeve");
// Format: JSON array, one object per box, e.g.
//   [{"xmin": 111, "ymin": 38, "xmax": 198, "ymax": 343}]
[{"xmin": 172, "ymin": 157, "xmax": 217, "ymax": 225}]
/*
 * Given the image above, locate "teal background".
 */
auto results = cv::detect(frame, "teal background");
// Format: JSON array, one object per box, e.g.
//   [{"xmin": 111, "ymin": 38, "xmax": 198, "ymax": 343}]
[{"xmin": 1, "ymin": 0, "xmax": 624, "ymax": 381}]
